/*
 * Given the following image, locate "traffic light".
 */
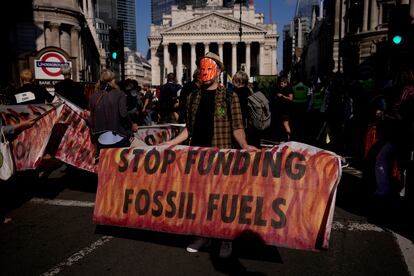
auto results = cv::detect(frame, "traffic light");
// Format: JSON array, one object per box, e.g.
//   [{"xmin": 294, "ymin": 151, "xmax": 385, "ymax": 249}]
[
  {"xmin": 109, "ymin": 28, "xmax": 121, "ymax": 62},
  {"xmin": 392, "ymin": 35, "xmax": 402, "ymax": 45},
  {"xmin": 388, "ymin": 5, "xmax": 410, "ymax": 48},
  {"xmin": 111, "ymin": 51, "xmax": 118, "ymax": 60}
]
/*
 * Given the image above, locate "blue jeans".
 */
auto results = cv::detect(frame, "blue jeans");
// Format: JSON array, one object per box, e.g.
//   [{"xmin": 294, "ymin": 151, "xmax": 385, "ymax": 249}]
[{"xmin": 375, "ymin": 142, "xmax": 397, "ymax": 196}]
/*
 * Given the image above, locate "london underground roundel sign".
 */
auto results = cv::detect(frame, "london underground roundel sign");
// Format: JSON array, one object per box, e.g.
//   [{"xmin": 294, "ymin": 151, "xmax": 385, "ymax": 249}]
[{"xmin": 34, "ymin": 51, "xmax": 71, "ymax": 80}]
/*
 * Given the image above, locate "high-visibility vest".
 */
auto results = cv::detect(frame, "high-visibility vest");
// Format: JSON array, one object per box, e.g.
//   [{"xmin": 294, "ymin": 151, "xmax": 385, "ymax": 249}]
[
  {"xmin": 293, "ymin": 82, "xmax": 309, "ymax": 104},
  {"xmin": 311, "ymin": 86, "xmax": 325, "ymax": 110}
]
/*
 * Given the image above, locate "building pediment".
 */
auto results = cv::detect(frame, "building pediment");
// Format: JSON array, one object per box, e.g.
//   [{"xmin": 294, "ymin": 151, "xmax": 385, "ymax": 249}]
[{"xmin": 162, "ymin": 12, "xmax": 267, "ymax": 35}]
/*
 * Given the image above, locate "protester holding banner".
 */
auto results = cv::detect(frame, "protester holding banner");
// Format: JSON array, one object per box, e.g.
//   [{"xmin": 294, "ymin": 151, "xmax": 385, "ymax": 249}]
[
  {"xmin": 162, "ymin": 52, "xmax": 256, "ymax": 258},
  {"xmin": 88, "ymin": 70, "xmax": 138, "ymax": 156},
  {"xmin": 1, "ymin": 118, "xmax": 36, "ymax": 223},
  {"xmin": 11, "ymin": 69, "xmax": 54, "ymax": 105},
  {"xmin": 54, "ymin": 64, "xmax": 87, "ymax": 109}
]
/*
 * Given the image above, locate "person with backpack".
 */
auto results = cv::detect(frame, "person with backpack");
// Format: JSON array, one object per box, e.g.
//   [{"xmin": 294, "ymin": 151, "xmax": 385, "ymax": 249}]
[
  {"xmin": 232, "ymin": 70, "xmax": 252, "ymax": 145},
  {"xmin": 161, "ymin": 52, "xmax": 256, "ymax": 258}
]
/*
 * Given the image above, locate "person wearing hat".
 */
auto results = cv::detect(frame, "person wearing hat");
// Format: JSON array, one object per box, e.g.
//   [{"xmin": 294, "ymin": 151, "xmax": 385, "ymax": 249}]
[
  {"xmin": 54, "ymin": 64, "xmax": 87, "ymax": 109},
  {"xmin": 162, "ymin": 52, "xmax": 256, "ymax": 258}
]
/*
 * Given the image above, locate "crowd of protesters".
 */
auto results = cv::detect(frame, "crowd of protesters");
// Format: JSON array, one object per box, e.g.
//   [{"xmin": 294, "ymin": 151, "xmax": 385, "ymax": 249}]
[{"xmin": 1, "ymin": 56, "xmax": 413, "ymax": 254}]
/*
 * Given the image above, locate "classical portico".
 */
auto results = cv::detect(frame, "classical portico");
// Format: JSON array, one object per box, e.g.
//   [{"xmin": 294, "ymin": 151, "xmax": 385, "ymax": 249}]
[{"xmin": 149, "ymin": 4, "xmax": 278, "ymax": 85}]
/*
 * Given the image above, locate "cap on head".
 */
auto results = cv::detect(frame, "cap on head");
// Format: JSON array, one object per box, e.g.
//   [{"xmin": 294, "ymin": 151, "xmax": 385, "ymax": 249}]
[{"xmin": 197, "ymin": 52, "xmax": 223, "ymax": 70}]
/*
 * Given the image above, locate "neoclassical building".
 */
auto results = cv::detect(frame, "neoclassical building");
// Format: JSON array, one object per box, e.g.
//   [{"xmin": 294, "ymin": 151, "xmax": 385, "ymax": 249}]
[{"xmin": 148, "ymin": 0, "xmax": 278, "ymax": 85}]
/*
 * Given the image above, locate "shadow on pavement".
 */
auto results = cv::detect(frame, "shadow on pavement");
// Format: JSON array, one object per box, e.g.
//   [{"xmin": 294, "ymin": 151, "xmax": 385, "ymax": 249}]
[
  {"xmin": 208, "ymin": 231, "xmax": 282, "ymax": 275},
  {"xmin": 95, "ymin": 224, "xmax": 283, "ymax": 274},
  {"xmin": 1, "ymin": 163, "xmax": 97, "ymax": 222}
]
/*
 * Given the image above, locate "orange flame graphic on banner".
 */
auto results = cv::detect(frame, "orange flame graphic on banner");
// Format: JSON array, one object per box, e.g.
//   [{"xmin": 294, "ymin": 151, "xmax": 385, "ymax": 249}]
[{"xmin": 93, "ymin": 143, "xmax": 342, "ymax": 251}]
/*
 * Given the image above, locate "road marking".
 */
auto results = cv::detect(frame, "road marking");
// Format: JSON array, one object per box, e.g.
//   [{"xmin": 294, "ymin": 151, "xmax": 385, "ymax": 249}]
[
  {"xmin": 394, "ymin": 233, "xmax": 414, "ymax": 276},
  {"xmin": 30, "ymin": 198, "xmax": 95, "ymax": 208},
  {"xmin": 343, "ymin": 166, "xmax": 363, "ymax": 178},
  {"xmin": 31, "ymin": 197, "xmax": 413, "ymax": 275},
  {"xmin": 342, "ymin": 167, "xmax": 413, "ymax": 274},
  {"xmin": 41, "ymin": 236, "xmax": 113, "ymax": 276},
  {"xmin": 332, "ymin": 221, "xmax": 384, "ymax": 232}
]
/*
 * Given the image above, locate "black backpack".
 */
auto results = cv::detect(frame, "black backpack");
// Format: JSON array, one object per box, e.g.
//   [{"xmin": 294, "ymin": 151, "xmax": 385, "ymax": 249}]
[{"xmin": 247, "ymin": 91, "xmax": 271, "ymax": 130}]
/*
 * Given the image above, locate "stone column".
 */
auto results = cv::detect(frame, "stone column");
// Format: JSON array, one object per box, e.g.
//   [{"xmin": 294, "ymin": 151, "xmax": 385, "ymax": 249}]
[
  {"xmin": 411, "ymin": 0, "xmax": 414, "ymax": 21},
  {"xmin": 150, "ymin": 45, "xmax": 161, "ymax": 86},
  {"xmin": 297, "ymin": 18, "xmax": 303, "ymax": 48},
  {"xmin": 35, "ymin": 23, "xmax": 45, "ymax": 49},
  {"xmin": 177, "ymin": 43, "xmax": 183, "ymax": 85},
  {"xmin": 218, "ymin": 42, "xmax": 223, "ymax": 61},
  {"xmin": 259, "ymin": 42, "xmax": 264, "ymax": 75},
  {"xmin": 190, "ymin": 42, "xmax": 196, "ymax": 75},
  {"xmin": 232, "ymin": 42, "xmax": 237, "ymax": 76},
  {"xmin": 83, "ymin": 0, "xmax": 87, "ymax": 13},
  {"xmin": 48, "ymin": 22, "xmax": 60, "ymax": 47},
  {"xmin": 163, "ymin": 43, "xmax": 170, "ymax": 81},
  {"xmin": 70, "ymin": 26, "xmax": 80, "ymax": 57},
  {"xmin": 370, "ymin": 0, "xmax": 378, "ymax": 31},
  {"xmin": 378, "ymin": 3, "xmax": 383, "ymax": 26},
  {"xmin": 70, "ymin": 26, "xmax": 81, "ymax": 81},
  {"xmin": 204, "ymin": 42, "xmax": 209, "ymax": 53},
  {"xmin": 272, "ymin": 45, "xmax": 277, "ymax": 75},
  {"xmin": 245, "ymin": 42, "xmax": 251, "ymax": 75},
  {"xmin": 362, "ymin": 0, "xmax": 369, "ymax": 31},
  {"xmin": 87, "ymin": 0, "xmax": 94, "ymax": 18}
]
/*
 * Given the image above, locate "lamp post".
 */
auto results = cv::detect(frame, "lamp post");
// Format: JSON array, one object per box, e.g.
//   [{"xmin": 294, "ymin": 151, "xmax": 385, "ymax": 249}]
[
  {"xmin": 118, "ymin": 20, "xmax": 125, "ymax": 83},
  {"xmin": 238, "ymin": 0, "xmax": 244, "ymax": 42}
]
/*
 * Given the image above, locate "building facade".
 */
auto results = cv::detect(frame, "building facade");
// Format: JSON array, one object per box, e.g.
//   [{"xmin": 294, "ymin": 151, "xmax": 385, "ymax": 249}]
[
  {"xmin": 151, "ymin": 0, "xmax": 208, "ymax": 25},
  {"xmin": 117, "ymin": 0, "xmax": 137, "ymax": 51},
  {"xmin": 283, "ymin": 0, "xmax": 320, "ymax": 75},
  {"xmin": 333, "ymin": 0, "xmax": 414, "ymax": 77},
  {"xmin": 125, "ymin": 48, "xmax": 152, "ymax": 87},
  {"xmin": 149, "ymin": 0, "xmax": 278, "ymax": 85},
  {"xmin": 2, "ymin": 0, "xmax": 101, "ymax": 87}
]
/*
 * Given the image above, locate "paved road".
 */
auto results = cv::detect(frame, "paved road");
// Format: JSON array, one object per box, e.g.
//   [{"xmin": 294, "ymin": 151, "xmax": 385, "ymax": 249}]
[{"xmin": 1, "ymin": 166, "xmax": 413, "ymax": 276}]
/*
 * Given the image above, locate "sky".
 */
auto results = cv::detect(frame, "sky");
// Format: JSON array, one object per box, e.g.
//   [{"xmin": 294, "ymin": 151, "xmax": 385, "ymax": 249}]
[{"xmin": 136, "ymin": 0, "xmax": 297, "ymax": 72}]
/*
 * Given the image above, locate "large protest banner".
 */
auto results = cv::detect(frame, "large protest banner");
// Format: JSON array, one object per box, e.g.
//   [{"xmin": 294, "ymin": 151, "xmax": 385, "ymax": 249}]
[
  {"xmin": 93, "ymin": 142, "xmax": 342, "ymax": 251},
  {"xmin": 54, "ymin": 100, "xmax": 98, "ymax": 173},
  {"xmin": 0, "ymin": 104, "xmax": 60, "ymax": 170},
  {"xmin": 135, "ymin": 124, "xmax": 184, "ymax": 145}
]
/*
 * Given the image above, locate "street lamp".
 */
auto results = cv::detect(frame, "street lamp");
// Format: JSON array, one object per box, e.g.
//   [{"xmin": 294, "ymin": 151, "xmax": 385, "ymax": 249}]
[{"xmin": 237, "ymin": 0, "xmax": 246, "ymax": 42}]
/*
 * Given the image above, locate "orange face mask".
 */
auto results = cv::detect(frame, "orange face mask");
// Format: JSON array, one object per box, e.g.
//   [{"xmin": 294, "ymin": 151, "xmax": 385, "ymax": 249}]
[{"xmin": 199, "ymin": 58, "xmax": 219, "ymax": 83}]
